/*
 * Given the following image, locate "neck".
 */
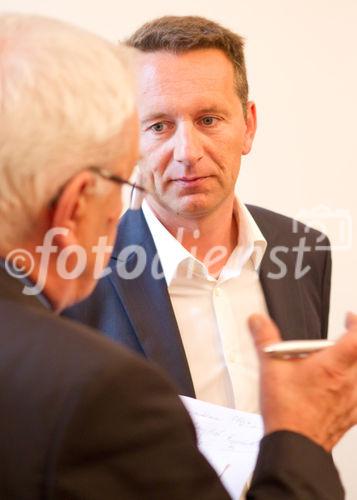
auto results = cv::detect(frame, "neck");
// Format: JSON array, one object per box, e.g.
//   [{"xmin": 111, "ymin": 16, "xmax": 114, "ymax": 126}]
[
  {"xmin": 147, "ymin": 196, "xmax": 238, "ymax": 276},
  {"xmin": 24, "ymin": 265, "xmax": 71, "ymax": 313}
]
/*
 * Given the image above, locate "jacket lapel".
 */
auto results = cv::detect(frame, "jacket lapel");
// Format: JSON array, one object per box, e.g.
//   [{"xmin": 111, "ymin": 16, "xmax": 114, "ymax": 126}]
[
  {"xmin": 247, "ymin": 206, "xmax": 308, "ymax": 340},
  {"xmin": 106, "ymin": 204, "xmax": 308, "ymax": 394},
  {"xmin": 108, "ymin": 209, "xmax": 195, "ymax": 397}
]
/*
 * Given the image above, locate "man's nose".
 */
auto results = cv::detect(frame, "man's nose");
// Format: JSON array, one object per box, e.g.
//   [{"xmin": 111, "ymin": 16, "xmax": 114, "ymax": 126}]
[{"xmin": 173, "ymin": 122, "xmax": 203, "ymax": 165}]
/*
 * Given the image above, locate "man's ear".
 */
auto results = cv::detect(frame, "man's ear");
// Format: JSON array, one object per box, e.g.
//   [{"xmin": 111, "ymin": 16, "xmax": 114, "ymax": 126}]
[
  {"xmin": 242, "ymin": 101, "xmax": 257, "ymax": 155},
  {"xmin": 50, "ymin": 171, "xmax": 95, "ymax": 248}
]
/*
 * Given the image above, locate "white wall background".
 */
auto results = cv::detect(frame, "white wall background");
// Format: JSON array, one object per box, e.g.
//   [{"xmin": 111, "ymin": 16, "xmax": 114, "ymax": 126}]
[{"xmin": 2, "ymin": 0, "xmax": 356, "ymax": 496}]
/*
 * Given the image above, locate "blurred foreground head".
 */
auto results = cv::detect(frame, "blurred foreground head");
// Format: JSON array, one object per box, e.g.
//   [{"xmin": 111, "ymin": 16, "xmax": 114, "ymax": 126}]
[{"xmin": 0, "ymin": 14, "xmax": 139, "ymax": 309}]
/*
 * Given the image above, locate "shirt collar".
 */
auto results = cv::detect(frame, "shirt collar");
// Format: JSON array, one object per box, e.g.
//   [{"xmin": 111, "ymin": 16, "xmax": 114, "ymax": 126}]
[
  {"xmin": 142, "ymin": 198, "xmax": 267, "ymax": 286},
  {"xmin": 235, "ymin": 199, "xmax": 267, "ymax": 271},
  {"xmin": 142, "ymin": 200, "xmax": 193, "ymax": 285}
]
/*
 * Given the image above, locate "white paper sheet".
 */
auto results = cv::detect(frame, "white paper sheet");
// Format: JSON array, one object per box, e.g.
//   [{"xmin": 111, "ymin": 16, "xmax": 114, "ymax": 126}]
[{"xmin": 180, "ymin": 396, "xmax": 263, "ymax": 499}]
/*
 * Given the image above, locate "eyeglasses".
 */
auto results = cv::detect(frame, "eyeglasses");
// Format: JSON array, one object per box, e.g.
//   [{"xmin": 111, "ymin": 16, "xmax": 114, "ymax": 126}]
[
  {"xmin": 50, "ymin": 166, "xmax": 147, "ymax": 208},
  {"xmin": 88, "ymin": 166, "xmax": 146, "ymax": 193}
]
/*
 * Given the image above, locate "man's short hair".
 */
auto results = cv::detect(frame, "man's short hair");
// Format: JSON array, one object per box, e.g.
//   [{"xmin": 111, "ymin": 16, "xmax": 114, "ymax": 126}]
[{"xmin": 126, "ymin": 16, "xmax": 249, "ymax": 113}]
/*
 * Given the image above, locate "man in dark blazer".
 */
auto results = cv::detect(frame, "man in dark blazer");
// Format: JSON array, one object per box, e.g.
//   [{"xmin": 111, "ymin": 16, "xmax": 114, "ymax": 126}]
[
  {"xmin": 1, "ymin": 262, "xmax": 354, "ymax": 500},
  {"xmin": 64, "ymin": 16, "xmax": 331, "ymax": 403},
  {"xmin": 65, "ymin": 205, "xmax": 331, "ymax": 397},
  {"xmin": 2, "ymin": 13, "xmax": 356, "ymax": 500}
]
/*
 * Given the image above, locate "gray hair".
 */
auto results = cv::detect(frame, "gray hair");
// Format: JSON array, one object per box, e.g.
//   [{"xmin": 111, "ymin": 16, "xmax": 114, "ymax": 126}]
[{"xmin": 0, "ymin": 14, "xmax": 136, "ymax": 250}]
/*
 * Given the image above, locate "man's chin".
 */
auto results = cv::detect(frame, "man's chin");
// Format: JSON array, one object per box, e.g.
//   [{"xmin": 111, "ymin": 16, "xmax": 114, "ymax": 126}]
[
  {"xmin": 169, "ymin": 200, "xmax": 215, "ymax": 219},
  {"xmin": 147, "ymin": 192, "xmax": 220, "ymax": 221}
]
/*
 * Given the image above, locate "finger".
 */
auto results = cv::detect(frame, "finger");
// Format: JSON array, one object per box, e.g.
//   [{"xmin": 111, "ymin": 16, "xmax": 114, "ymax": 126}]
[
  {"xmin": 248, "ymin": 314, "xmax": 282, "ymax": 353},
  {"xmin": 345, "ymin": 312, "xmax": 357, "ymax": 330}
]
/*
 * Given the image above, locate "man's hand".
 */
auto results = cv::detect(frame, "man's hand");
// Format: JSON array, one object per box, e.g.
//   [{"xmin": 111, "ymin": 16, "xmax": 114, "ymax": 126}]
[{"xmin": 248, "ymin": 312, "xmax": 357, "ymax": 452}]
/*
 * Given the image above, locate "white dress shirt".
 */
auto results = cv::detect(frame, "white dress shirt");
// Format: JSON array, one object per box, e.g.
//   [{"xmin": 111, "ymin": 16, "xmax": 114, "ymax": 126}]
[{"xmin": 142, "ymin": 199, "xmax": 268, "ymax": 413}]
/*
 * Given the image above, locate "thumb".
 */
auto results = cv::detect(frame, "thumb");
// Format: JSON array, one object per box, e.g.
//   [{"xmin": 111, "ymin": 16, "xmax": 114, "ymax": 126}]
[
  {"xmin": 345, "ymin": 311, "xmax": 357, "ymax": 330},
  {"xmin": 248, "ymin": 314, "xmax": 282, "ymax": 356},
  {"xmin": 327, "ymin": 327, "xmax": 357, "ymax": 370}
]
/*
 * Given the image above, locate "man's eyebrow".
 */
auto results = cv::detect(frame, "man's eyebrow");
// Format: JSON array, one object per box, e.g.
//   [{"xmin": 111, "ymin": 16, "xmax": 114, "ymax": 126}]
[
  {"xmin": 141, "ymin": 113, "xmax": 171, "ymax": 125},
  {"xmin": 198, "ymin": 106, "xmax": 229, "ymax": 115},
  {"xmin": 141, "ymin": 106, "xmax": 230, "ymax": 125}
]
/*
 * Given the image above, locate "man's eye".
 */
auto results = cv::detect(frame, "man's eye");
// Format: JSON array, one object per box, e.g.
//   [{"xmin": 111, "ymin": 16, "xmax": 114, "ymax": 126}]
[
  {"xmin": 200, "ymin": 116, "xmax": 218, "ymax": 126},
  {"xmin": 150, "ymin": 122, "xmax": 166, "ymax": 133}
]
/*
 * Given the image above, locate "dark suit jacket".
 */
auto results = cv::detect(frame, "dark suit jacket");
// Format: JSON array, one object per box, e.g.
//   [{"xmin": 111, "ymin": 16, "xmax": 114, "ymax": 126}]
[
  {"xmin": 0, "ymin": 266, "xmax": 343, "ymax": 499},
  {"xmin": 64, "ymin": 205, "xmax": 332, "ymax": 396}
]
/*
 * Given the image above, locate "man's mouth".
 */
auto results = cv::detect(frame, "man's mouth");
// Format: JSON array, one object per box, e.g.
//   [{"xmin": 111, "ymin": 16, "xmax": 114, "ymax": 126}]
[{"xmin": 173, "ymin": 176, "xmax": 210, "ymax": 187}]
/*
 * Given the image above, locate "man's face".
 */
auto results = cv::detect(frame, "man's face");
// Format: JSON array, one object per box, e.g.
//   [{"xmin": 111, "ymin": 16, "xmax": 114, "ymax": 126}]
[{"xmin": 137, "ymin": 48, "xmax": 256, "ymax": 220}]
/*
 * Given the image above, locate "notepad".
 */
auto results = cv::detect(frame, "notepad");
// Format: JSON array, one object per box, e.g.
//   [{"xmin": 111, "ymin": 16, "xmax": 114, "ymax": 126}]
[{"xmin": 180, "ymin": 396, "xmax": 263, "ymax": 499}]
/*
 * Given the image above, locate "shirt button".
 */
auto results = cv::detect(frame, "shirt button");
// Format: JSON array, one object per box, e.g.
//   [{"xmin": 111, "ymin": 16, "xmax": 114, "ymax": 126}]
[{"xmin": 214, "ymin": 287, "xmax": 222, "ymax": 297}]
